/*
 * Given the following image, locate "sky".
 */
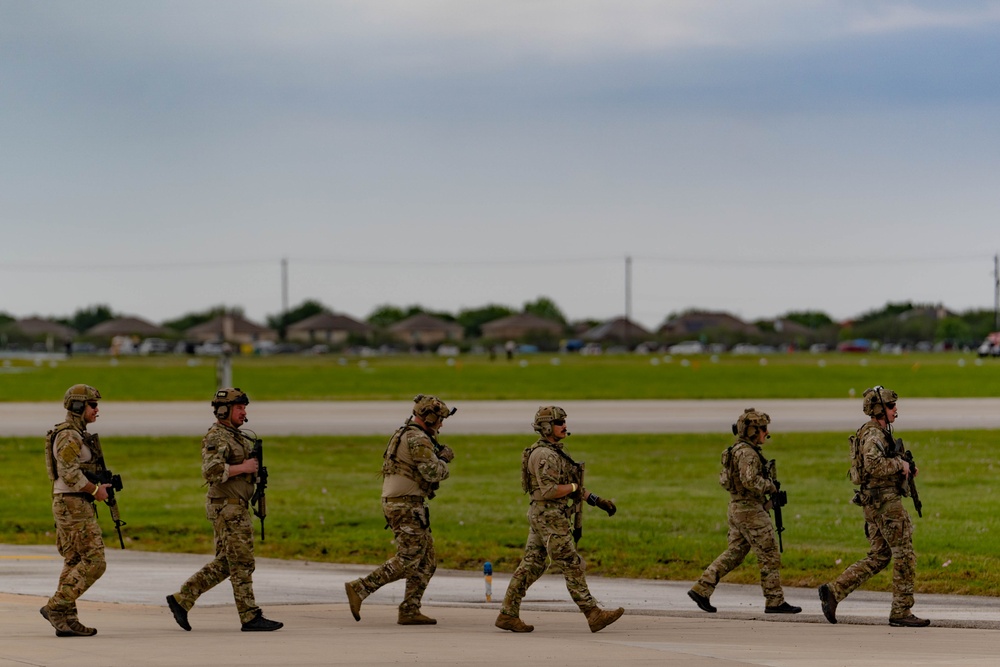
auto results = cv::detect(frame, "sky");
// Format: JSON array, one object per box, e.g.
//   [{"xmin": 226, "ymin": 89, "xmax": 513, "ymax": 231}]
[{"xmin": 3, "ymin": 1, "xmax": 1000, "ymax": 332}]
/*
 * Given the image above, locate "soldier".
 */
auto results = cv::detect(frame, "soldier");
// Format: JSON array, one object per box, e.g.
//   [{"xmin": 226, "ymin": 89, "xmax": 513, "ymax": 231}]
[
  {"xmin": 818, "ymin": 387, "xmax": 929, "ymax": 627},
  {"xmin": 40, "ymin": 385, "xmax": 109, "ymax": 637},
  {"xmin": 495, "ymin": 406, "xmax": 623, "ymax": 634},
  {"xmin": 166, "ymin": 388, "xmax": 282, "ymax": 632},
  {"xmin": 345, "ymin": 394, "xmax": 456, "ymax": 626},
  {"xmin": 688, "ymin": 408, "xmax": 801, "ymax": 615}
]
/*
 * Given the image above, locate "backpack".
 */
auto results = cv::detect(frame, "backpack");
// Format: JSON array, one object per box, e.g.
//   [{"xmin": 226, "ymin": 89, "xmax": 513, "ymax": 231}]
[{"xmin": 719, "ymin": 445, "xmax": 738, "ymax": 492}]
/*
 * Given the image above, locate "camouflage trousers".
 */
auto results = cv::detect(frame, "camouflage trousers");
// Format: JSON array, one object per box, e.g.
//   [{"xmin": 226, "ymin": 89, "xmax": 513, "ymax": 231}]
[
  {"xmin": 501, "ymin": 501, "xmax": 596, "ymax": 617},
  {"xmin": 174, "ymin": 501, "xmax": 259, "ymax": 624},
  {"xmin": 691, "ymin": 499, "xmax": 785, "ymax": 606},
  {"xmin": 828, "ymin": 494, "xmax": 915, "ymax": 618},
  {"xmin": 354, "ymin": 496, "xmax": 436, "ymax": 615},
  {"xmin": 48, "ymin": 495, "xmax": 107, "ymax": 614}
]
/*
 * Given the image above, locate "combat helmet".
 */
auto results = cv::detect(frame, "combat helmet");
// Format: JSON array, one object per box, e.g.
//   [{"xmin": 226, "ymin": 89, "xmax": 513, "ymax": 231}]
[
  {"xmin": 862, "ymin": 386, "xmax": 898, "ymax": 418},
  {"xmin": 212, "ymin": 387, "xmax": 249, "ymax": 420},
  {"xmin": 412, "ymin": 394, "xmax": 455, "ymax": 431},
  {"xmin": 64, "ymin": 384, "xmax": 101, "ymax": 415},
  {"xmin": 533, "ymin": 406, "xmax": 568, "ymax": 438},
  {"xmin": 732, "ymin": 407, "xmax": 770, "ymax": 440}
]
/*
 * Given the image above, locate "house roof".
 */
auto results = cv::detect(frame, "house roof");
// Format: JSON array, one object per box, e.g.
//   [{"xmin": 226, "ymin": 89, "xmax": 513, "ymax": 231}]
[
  {"xmin": 481, "ymin": 313, "xmax": 563, "ymax": 335},
  {"xmin": 186, "ymin": 314, "xmax": 274, "ymax": 337},
  {"xmin": 583, "ymin": 317, "xmax": 651, "ymax": 341},
  {"xmin": 86, "ymin": 316, "xmax": 167, "ymax": 337},
  {"xmin": 388, "ymin": 313, "xmax": 462, "ymax": 333},
  {"xmin": 287, "ymin": 312, "xmax": 371, "ymax": 334},
  {"xmin": 13, "ymin": 317, "xmax": 77, "ymax": 339},
  {"xmin": 659, "ymin": 311, "xmax": 758, "ymax": 336}
]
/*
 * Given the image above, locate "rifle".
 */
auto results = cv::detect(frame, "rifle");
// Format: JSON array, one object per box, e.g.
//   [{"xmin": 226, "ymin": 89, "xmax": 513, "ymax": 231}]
[
  {"xmin": 765, "ymin": 459, "xmax": 787, "ymax": 553},
  {"xmin": 82, "ymin": 433, "xmax": 127, "ymax": 549},
  {"xmin": 893, "ymin": 438, "xmax": 923, "ymax": 518},
  {"xmin": 572, "ymin": 461, "xmax": 585, "ymax": 544},
  {"xmin": 249, "ymin": 438, "xmax": 268, "ymax": 541}
]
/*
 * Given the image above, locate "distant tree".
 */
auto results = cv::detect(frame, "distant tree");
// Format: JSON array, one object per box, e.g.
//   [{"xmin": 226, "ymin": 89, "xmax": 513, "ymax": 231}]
[
  {"xmin": 523, "ymin": 296, "xmax": 567, "ymax": 324},
  {"xmin": 58, "ymin": 304, "xmax": 116, "ymax": 332},
  {"xmin": 456, "ymin": 304, "xmax": 515, "ymax": 339},
  {"xmin": 267, "ymin": 299, "xmax": 326, "ymax": 331},
  {"xmin": 855, "ymin": 302, "xmax": 916, "ymax": 325},
  {"xmin": 958, "ymin": 309, "xmax": 998, "ymax": 340},
  {"xmin": 163, "ymin": 305, "xmax": 235, "ymax": 332},
  {"xmin": 0, "ymin": 311, "xmax": 14, "ymax": 326},
  {"xmin": 935, "ymin": 317, "xmax": 972, "ymax": 344},
  {"xmin": 781, "ymin": 310, "xmax": 835, "ymax": 329}
]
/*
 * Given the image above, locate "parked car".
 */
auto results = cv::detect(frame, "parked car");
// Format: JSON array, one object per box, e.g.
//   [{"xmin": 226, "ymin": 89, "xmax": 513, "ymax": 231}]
[
  {"xmin": 668, "ymin": 341, "xmax": 705, "ymax": 355},
  {"xmin": 138, "ymin": 338, "xmax": 171, "ymax": 355}
]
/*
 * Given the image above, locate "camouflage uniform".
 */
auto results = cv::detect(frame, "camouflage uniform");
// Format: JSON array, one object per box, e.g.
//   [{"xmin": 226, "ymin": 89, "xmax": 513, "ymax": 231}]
[
  {"xmin": 348, "ymin": 419, "xmax": 453, "ymax": 618},
  {"xmin": 826, "ymin": 419, "xmax": 916, "ymax": 619},
  {"xmin": 501, "ymin": 439, "xmax": 597, "ymax": 616},
  {"xmin": 45, "ymin": 413, "xmax": 107, "ymax": 617},
  {"xmin": 691, "ymin": 438, "xmax": 787, "ymax": 607},
  {"xmin": 172, "ymin": 422, "xmax": 261, "ymax": 624}
]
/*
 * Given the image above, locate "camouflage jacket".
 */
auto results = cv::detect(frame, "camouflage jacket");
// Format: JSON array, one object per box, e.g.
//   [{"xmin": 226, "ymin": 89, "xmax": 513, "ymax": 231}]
[
  {"xmin": 522, "ymin": 439, "xmax": 578, "ymax": 502},
  {"xmin": 202, "ymin": 422, "xmax": 255, "ymax": 501},
  {"xmin": 726, "ymin": 439, "xmax": 777, "ymax": 503},
  {"xmin": 855, "ymin": 420, "xmax": 906, "ymax": 490},
  {"xmin": 381, "ymin": 421, "xmax": 451, "ymax": 499},
  {"xmin": 46, "ymin": 412, "xmax": 98, "ymax": 493}
]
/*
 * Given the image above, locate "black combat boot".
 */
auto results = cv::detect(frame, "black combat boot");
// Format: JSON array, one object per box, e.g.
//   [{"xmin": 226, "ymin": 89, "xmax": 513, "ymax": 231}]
[{"xmin": 241, "ymin": 610, "xmax": 284, "ymax": 632}]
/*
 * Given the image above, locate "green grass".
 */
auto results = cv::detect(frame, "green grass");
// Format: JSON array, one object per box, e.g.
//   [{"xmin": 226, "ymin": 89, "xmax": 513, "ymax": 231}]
[
  {"xmin": 3, "ymin": 351, "xmax": 1000, "ymax": 400},
  {"xmin": 7, "ymin": 430, "xmax": 998, "ymax": 596}
]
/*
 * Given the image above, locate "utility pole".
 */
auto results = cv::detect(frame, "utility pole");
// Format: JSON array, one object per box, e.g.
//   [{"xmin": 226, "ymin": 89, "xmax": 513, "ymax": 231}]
[
  {"xmin": 625, "ymin": 255, "xmax": 633, "ymax": 345},
  {"xmin": 281, "ymin": 257, "xmax": 289, "ymax": 341},
  {"xmin": 994, "ymin": 253, "xmax": 999, "ymax": 331}
]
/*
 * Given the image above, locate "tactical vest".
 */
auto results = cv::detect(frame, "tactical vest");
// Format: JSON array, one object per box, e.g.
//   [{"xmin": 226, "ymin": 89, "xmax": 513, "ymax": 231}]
[
  {"xmin": 849, "ymin": 421, "xmax": 901, "ymax": 491},
  {"xmin": 45, "ymin": 421, "xmax": 102, "ymax": 482},
  {"xmin": 381, "ymin": 422, "xmax": 437, "ymax": 498},
  {"xmin": 520, "ymin": 440, "xmax": 578, "ymax": 497},
  {"xmin": 719, "ymin": 440, "xmax": 770, "ymax": 499}
]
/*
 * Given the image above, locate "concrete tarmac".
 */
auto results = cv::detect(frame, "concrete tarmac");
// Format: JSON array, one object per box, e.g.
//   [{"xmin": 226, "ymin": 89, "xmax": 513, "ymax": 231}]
[
  {"xmin": 4, "ymin": 398, "xmax": 1000, "ymax": 437},
  {"xmin": 2, "ymin": 544, "xmax": 997, "ymax": 666}
]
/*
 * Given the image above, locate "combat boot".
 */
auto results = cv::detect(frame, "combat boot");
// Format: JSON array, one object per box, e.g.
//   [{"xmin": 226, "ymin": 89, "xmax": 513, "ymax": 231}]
[
  {"xmin": 495, "ymin": 612, "xmax": 534, "ymax": 633},
  {"xmin": 39, "ymin": 605, "xmax": 87, "ymax": 637},
  {"xmin": 65, "ymin": 603, "xmax": 97, "ymax": 636},
  {"xmin": 240, "ymin": 611, "xmax": 284, "ymax": 632},
  {"xmin": 765, "ymin": 602, "xmax": 802, "ymax": 614},
  {"xmin": 818, "ymin": 584, "xmax": 838, "ymax": 624},
  {"xmin": 398, "ymin": 610, "xmax": 437, "ymax": 625},
  {"xmin": 166, "ymin": 594, "xmax": 191, "ymax": 631},
  {"xmin": 584, "ymin": 606, "xmax": 624, "ymax": 633},
  {"xmin": 345, "ymin": 580, "xmax": 363, "ymax": 622},
  {"xmin": 687, "ymin": 590, "xmax": 717, "ymax": 613},
  {"xmin": 889, "ymin": 614, "xmax": 931, "ymax": 628}
]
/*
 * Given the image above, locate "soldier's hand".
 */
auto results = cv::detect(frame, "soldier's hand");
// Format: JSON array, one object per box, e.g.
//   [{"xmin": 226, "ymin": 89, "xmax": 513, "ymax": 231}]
[
  {"xmin": 93, "ymin": 483, "xmax": 110, "ymax": 502},
  {"xmin": 901, "ymin": 460, "xmax": 912, "ymax": 478},
  {"xmin": 437, "ymin": 445, "xmax": 455, "ymax": 463},
  {"xmin": 597, "ymin": 497, "xmax": 617, "ymax": 516}
]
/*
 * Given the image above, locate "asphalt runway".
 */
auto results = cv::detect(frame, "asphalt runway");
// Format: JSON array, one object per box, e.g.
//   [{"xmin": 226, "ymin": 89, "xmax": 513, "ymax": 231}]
[
  {"xmin": 4, "ymin": 398, "xmax": 1000, "ymax": 437},
  {"xmin": 2, "ymin": 545, "xmax": 998, "ymax": 666},
  {"xmin": 6, "ymin": 400, "xmax": 999, "ymax": 665}
]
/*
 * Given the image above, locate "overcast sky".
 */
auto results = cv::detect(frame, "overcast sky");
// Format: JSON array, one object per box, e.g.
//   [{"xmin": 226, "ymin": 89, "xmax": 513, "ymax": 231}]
[{"xmin": 3, "ymin": 1, "xmax": 1000, "ymax": 331}]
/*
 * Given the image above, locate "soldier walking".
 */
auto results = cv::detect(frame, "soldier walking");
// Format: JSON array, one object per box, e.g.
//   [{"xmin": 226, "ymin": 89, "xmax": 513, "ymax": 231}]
[
  {"xmin": 688, "ymin": 408, "xmax": 801, "ymax": 615},
  {"xmin": 345, "ymin": 395, "xmax": 456, "ymax": 626},
  {"xmin": 40, "ymin": 385, "xmax": 110, "ymax": 637},
  {"xmin": 166, "ymin": 388, "xmax": 282, "ymax": 632},
  {"xmin": 495, "ymin": 406, "xmax": 623, "ymax": 633},
  {"xmin": 818, "ymin": 387, "xmax": 930, "ymax": 627}
]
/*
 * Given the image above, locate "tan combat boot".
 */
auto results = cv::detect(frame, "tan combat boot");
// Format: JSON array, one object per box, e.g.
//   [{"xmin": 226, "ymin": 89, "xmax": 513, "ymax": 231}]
[
  {"xmin": 398, "ymin": 610, "xmax": 437, "ymax": 625},
  {"xmin": 585, "ymin": 606, "xmax": 624, "ymax": 633},
  {"xmin": 39, "ymin": 605, "xmax": 88, "ymax": 637},
  {"xmin": 495, "ymin": 612, "xmax": 534, "ymax": 633},
  {"xmin": 345, "ymin": 581, "xmax": 363, "ymax": 622},
  {"xmin": 66, "ymin": 603, "xmax": 98, "ymax": 636}
]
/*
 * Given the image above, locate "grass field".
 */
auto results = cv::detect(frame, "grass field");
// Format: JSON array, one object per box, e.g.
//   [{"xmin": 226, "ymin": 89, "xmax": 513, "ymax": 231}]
[
  {"xmin": 2, "ymin": 351, "xmax": 1000, "ymax": 401},
  {"xmin": 6, "ymin": 430, "xmax": 998, "ymax": 596}
]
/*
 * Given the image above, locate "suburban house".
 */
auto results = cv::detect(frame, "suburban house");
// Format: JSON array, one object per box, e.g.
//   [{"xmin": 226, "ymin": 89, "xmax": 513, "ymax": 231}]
[
  {"xmin": 186, "ymin": 313, "xmax": 278, "ymax": 345},
  {"xmin": 287, "ymin": 311, "xmax": 372, "ymax": 345},
  {"xmin": 480, "ymin": 313, "xmax": 564, "ymax": 340},
  {"xmin": 388, "ymin": 313, "xmax": 463, "ymax": 347}
]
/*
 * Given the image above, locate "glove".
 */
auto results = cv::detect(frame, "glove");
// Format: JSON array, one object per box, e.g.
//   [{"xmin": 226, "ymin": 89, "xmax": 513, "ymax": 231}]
[
  {"xmin": 587, "ymin": 493, "xmax": 617, "ymax": 517},
  {"xmin": 437, "ymin": 445, "xmax": 455, "ymax": 463}
]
